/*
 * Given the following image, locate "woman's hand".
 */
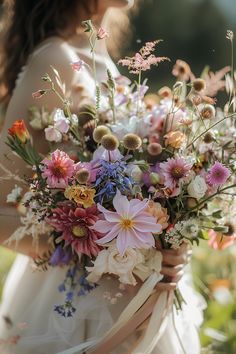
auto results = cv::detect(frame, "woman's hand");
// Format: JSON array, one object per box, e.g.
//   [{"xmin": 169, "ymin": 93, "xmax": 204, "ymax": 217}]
[{"xmin": 155, "ymin": 242, "xmax": 192, "ymax": 291}]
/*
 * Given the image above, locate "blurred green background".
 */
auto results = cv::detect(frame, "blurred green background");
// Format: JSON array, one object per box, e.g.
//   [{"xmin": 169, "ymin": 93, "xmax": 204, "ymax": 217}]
[{"xmin": 1, "ymin": 0, "xmax": 236, "ymax": 352}]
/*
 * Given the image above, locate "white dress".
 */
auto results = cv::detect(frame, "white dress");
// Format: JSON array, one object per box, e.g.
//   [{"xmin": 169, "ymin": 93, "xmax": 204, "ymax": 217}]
[{"xmin": 0, "ymin": 38, "xmax": 205, "ymax": 354}]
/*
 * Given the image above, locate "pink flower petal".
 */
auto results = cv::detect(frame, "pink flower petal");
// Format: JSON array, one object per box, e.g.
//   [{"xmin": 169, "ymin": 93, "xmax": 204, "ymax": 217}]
[
  {"xmin": 116, "ymin": 229, "xmax": 129, "ymax": 255},
  {"xmin": 96, "ymin": 224, "xmax": 121, "ymax": 245},
  {"xmin": 92, "ymin": 220, "xmax": 113, "ymax": 234},
  {"xmin": 129, "ymin": 199, "xmax": 149, "ymax": 218},
  {"xmin": 97, "ymin": 204, "xmax": 120, "ymax": 222},
  {"xmin": 113, "ymin": 190, "xmax": 130, "ymax": 217},
  {"xmin": 134, "ymin": 220, "xmax": 162, "ymax": 233}
]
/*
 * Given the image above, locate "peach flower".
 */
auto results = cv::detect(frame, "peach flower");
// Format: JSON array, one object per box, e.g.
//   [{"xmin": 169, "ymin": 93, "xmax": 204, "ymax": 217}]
[
  {"xmin": 164, "ymin": 130, "xmax": 186, "ymax": 149},
  {"xmin": 146, "ymin": 200, "xmax": 169, "ymax": 232}
]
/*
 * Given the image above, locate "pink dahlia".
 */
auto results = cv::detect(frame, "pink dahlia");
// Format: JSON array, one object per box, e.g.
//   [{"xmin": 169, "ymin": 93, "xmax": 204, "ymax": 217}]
[
  {"xmin": 93, "ymin": 190, "xmax": 161, "ymax": 255},
  {"xmin": 47, "ymin": 203, "xmax": 102, "ymax": 257},
  {"xmin": 159, "ymin": 157, "xmax": 192, "ymax": 189},
  {"xmin": 206, "ymin": 161, "xmax": 231, "ymax": 187},
  {"xmin": 42, "ymin": 149, "xmax": 75, "ymax": 188}
]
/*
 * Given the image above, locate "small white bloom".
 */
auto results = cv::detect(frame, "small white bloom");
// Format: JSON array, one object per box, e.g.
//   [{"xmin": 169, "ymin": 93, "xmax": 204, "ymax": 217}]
[
  {"xmin": 45, "ymin": 125, "xmax": 62, "ymax": 142},
  {"xmin": 6, "ymin": 185, "xmax": 23, "ymax": 203},
  {"xmin": 53, "ymin": 109, "xmax": 70, "ymax": 133},
  {"xmin": 187, "ymin": 175, "xmax": 207, "ymax": 200}
]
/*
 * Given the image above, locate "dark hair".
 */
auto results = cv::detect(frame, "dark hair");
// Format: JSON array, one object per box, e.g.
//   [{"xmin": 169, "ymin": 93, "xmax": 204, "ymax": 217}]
[{"xmin": 0, "ymin": 0, "xmax": 99, "ymax": 106}]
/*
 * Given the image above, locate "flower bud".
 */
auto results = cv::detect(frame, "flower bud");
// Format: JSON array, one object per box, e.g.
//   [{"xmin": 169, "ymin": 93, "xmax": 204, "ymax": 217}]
[
  {"xmin": 123, "ymin": 133, "xmax": 142, "ymax": 150},
  {"xmin": 101, "ymin": 134, "xmax": 119, "ymax": 151},
  {"xmin": 149, "ymin": 172, "xmax": 161, "ymax": 185},
  {"xmin": 147, "ymin": 143, "xmax": 163, "ymax": 156},
  {"xmin": 192, "ymin": 78, "xmax": 206, "ymax": 92},
  {"xmin": 93, "ymin": 125, "xmax": 111, "ymax": 143},
  {"xmin": 186, "ymin": 197, "xmax": 198, "ymax": 209},
  {"xmin": 8, "ymin": 120, "xmax": 30, "ymax": 144},
  {"xmin": 199, "ymin": 104, "xmax": 216, "ymax": 119},
  {"xmin": 203, "ymin": 132, "xmax": 214, "ymax": 143},
  {"xmin": 76, "ymin": 168, "xmax": 90, "ymax": 184}
]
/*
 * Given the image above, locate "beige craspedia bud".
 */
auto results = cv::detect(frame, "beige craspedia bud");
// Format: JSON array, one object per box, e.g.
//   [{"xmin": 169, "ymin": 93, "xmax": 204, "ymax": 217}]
[
  {"xmin": 199, "ymin": 104, "xmax": 216, "ymax": 119},
  {"xmin": 192, "ymin": 78, "xmax": 206, "ymax": 92},
  {"xmin": 187, "ymin": 197, "xmax": 198, "ymax": 209},
  {"xmin": 101, "ymin": 134, "xmax": 119, "ymax": 151},
  {"xmin": 203, "ymin": 132, "xmax": 214, "ymax": 144},
  {"xmin": 147, "ymin": 142, "xmax": 163, "ymax": 156},
  {"xmin": 76, "ymin": 168, "xmax": 90, "ymax": 184},
  {"xmin": 92, "ymin": 125, "xmax": 111, "ymax": 143},
  {"xmin": 123, "ymin": 133, "xmax": 142, "ymax": 150},
  {"xmin": 158, "ymin": 86, "xmax": 172, "ymax": 98}
]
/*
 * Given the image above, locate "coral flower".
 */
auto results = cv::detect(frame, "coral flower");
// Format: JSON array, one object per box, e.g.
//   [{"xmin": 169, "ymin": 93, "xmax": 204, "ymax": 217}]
[
  {"xmin": 47, "ymin": 203, "xmax": 102, "ymax": 257},
  {"xmin": 159, "ymin": 157, "xmax": 192, "ymax": 189},
  {"xmin": 8, "ymin": 119, "xmax": 30, "ymax": 143},
  {"xmin": 164, "ymin": 131, "xmax": 186, "ymax": 149},
  {"xmin": 146, "ymin": 200, "xmax": 169, "ymax": 232},
  {"xmin": 94, "ymin": 190, "xmax": 161, "ymax": 255},
  {"xmin": 208, "ymin": 229, "xmax": 236, "ymax": 250},
  {"xmin": 206, "ymin": 161, "xmax": 231, "ymax": 187},
  {"xmin": 42, "ymin": 149, "xmax": 75, "ymax": 188}
]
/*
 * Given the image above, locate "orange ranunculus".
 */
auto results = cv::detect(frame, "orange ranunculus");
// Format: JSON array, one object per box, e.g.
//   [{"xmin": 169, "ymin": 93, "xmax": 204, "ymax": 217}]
[
  {"xmin": 8, "ymin": 120, "xmax": 30, "ymax": 143},
  {"xmin": 164, "ymin": 130, "xmax": 186, "ymax": 149}
]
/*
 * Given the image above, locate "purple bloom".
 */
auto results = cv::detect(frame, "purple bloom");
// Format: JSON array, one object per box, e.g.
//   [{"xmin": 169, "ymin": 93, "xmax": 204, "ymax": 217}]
[
  {"xmin": 206, "ymin": 161, "xmax": 231, "ymax": 187},
  {"xmin": 50, "ymin": 246, "xmax": 73, "ymax": 266}
]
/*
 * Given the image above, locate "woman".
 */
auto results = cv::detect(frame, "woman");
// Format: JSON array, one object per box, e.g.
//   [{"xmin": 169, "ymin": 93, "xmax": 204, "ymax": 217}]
[{"xmin": 0, "ymin": 1, "xmax": 203, "ymax": 353}]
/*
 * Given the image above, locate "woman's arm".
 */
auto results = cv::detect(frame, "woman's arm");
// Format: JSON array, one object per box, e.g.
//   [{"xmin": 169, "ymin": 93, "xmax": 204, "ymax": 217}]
[{"xmin": 0, "ymin": 39, "xmax": 91, "ymax": 254}]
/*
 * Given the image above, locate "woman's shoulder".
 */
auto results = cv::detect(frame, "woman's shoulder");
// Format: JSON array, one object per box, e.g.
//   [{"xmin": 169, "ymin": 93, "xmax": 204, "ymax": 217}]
[{"xmin": 26, "ymin": 36, "xmax": 79, "ymax": 78}]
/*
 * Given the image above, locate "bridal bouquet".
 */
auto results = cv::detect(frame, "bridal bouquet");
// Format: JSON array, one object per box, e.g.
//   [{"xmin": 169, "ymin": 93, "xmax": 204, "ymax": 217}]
[{"xmin": 4, "ymin": 24, "xmax": 236, "ymax": 320}]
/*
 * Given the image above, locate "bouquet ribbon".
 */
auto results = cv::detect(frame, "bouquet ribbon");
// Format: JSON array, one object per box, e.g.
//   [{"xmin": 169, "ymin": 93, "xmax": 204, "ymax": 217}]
[{"xmin": 58, "ymin": 272, "xmax": 174, "ymax": 354}]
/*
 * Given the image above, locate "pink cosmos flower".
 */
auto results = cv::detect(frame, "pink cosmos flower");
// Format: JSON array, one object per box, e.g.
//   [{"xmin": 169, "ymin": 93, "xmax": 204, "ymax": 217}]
[
  {"xmin": 42, "ymin": 149, "xmax": 75, "ymax": 188},
  {"xmin": 70, "ymin": 60, "xmax": 85, "ymax": 72},
  {"xmin": 208, "ymin": 229, "xmax": 236, "ymax": 250},
  {"xmin": 159, "ymin": 157, "xmax": 192, "ymax": 190},
  {"xmin": 97, "ymin": 27, "xmax": 109, "ymax": 40},
  {"xmin": 93, "ymin": 190, "xmax": 161, "ymax": 255},
  {"xmin": 47, "ymin": 203, "xmax": 102, "ymax": 257},
  {"xmin": 206, "ymin": 161, "xmax": 231, "ymax": 187}
]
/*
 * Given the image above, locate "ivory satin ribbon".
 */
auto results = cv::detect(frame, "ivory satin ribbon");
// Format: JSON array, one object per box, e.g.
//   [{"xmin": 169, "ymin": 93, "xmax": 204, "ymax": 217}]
[{"xmin": 57, "ymin": 272, "xmax": 166, "ymax": 354}]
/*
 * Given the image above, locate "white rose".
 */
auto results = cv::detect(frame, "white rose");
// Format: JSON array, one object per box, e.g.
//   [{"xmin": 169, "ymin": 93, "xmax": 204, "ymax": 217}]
[
  {"xmin": 107, "ymin": 245, "xmax": 144, "ymax": 285},
  {"xmin": 187, "ymin": 175, "xmax": 207, "ymax": 200},
  {"xmin": 86, "ymin": 245, "xmax": 144, "ymax": 286},
  {"xmin": 86, "ymin": 249, "xmax": 109, "ymax": 283},
  {"xmin": 133, "ymin": 248, "xmax": 163, "ymax": 282}
]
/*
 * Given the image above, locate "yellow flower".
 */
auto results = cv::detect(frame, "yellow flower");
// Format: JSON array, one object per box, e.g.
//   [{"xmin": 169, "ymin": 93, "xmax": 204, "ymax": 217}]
[
  {"xmin": 64, "ymin": 185, "xmax": 95, "ymax": 208},
  {"xmin": 164, "ymin": 130, "xmax": 186, "ymax": 149},
  {"xmin": 146, "ymin": 200, "xmax": 169, "ymax": 233}
]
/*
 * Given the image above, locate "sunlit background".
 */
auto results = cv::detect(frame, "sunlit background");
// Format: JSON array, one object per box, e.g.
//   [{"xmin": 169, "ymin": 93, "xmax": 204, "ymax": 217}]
[{"xmin": 1, "ymin": 0, "xmax": 236, "ymax": 352}]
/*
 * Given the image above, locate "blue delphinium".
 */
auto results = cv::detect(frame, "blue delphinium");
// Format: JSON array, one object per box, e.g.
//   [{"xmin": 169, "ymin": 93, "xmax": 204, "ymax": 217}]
[
  {"xmin": 54, "ymin": 265, "xmax": 97, "ymax": 318},
  {"xmin": 94, "ymin": 159, "xmax": 134, "ymax": 202}
]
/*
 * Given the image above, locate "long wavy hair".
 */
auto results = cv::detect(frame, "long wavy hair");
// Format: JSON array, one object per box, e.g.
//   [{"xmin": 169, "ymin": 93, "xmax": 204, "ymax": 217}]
[{"xmin": 0, "ymin": 0, "xmax": 135, "ymax": 107}]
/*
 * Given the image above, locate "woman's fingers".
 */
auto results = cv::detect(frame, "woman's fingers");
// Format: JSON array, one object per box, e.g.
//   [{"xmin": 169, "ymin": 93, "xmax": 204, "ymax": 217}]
[
  {"xmin": 155, "ymin": 282, "xmax": 177, "ymax": 291},
  {"xmin": 162, "ymin": 249, "xmax": 192, "ymax": 266},
  {"xmin": 160, "ymin": 264, "xmax": 184, "ymax": 277}
]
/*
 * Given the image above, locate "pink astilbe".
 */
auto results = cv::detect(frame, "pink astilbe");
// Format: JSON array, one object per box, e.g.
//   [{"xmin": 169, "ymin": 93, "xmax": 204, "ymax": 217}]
[
  {"xmin": 118, "ymin": 40, "xmax": 169, "ymax": 74},
  {"xmin": 41, "ymin": 149, "xmax": 75, "ymax": 188},
  {"xmin": 47, "ymin": 203, "xmax": 102, "ymax": 257},
  {"xmin": 160, "ymin": 157, "xmax": 192, "ymax": 190},
  {"xmin": 206, "ymin": 161, "xmax": 231, "ymax": 187},
  {"xmin": 94, "ymin": 190, "xmax": 161, "ymax": 255}
]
